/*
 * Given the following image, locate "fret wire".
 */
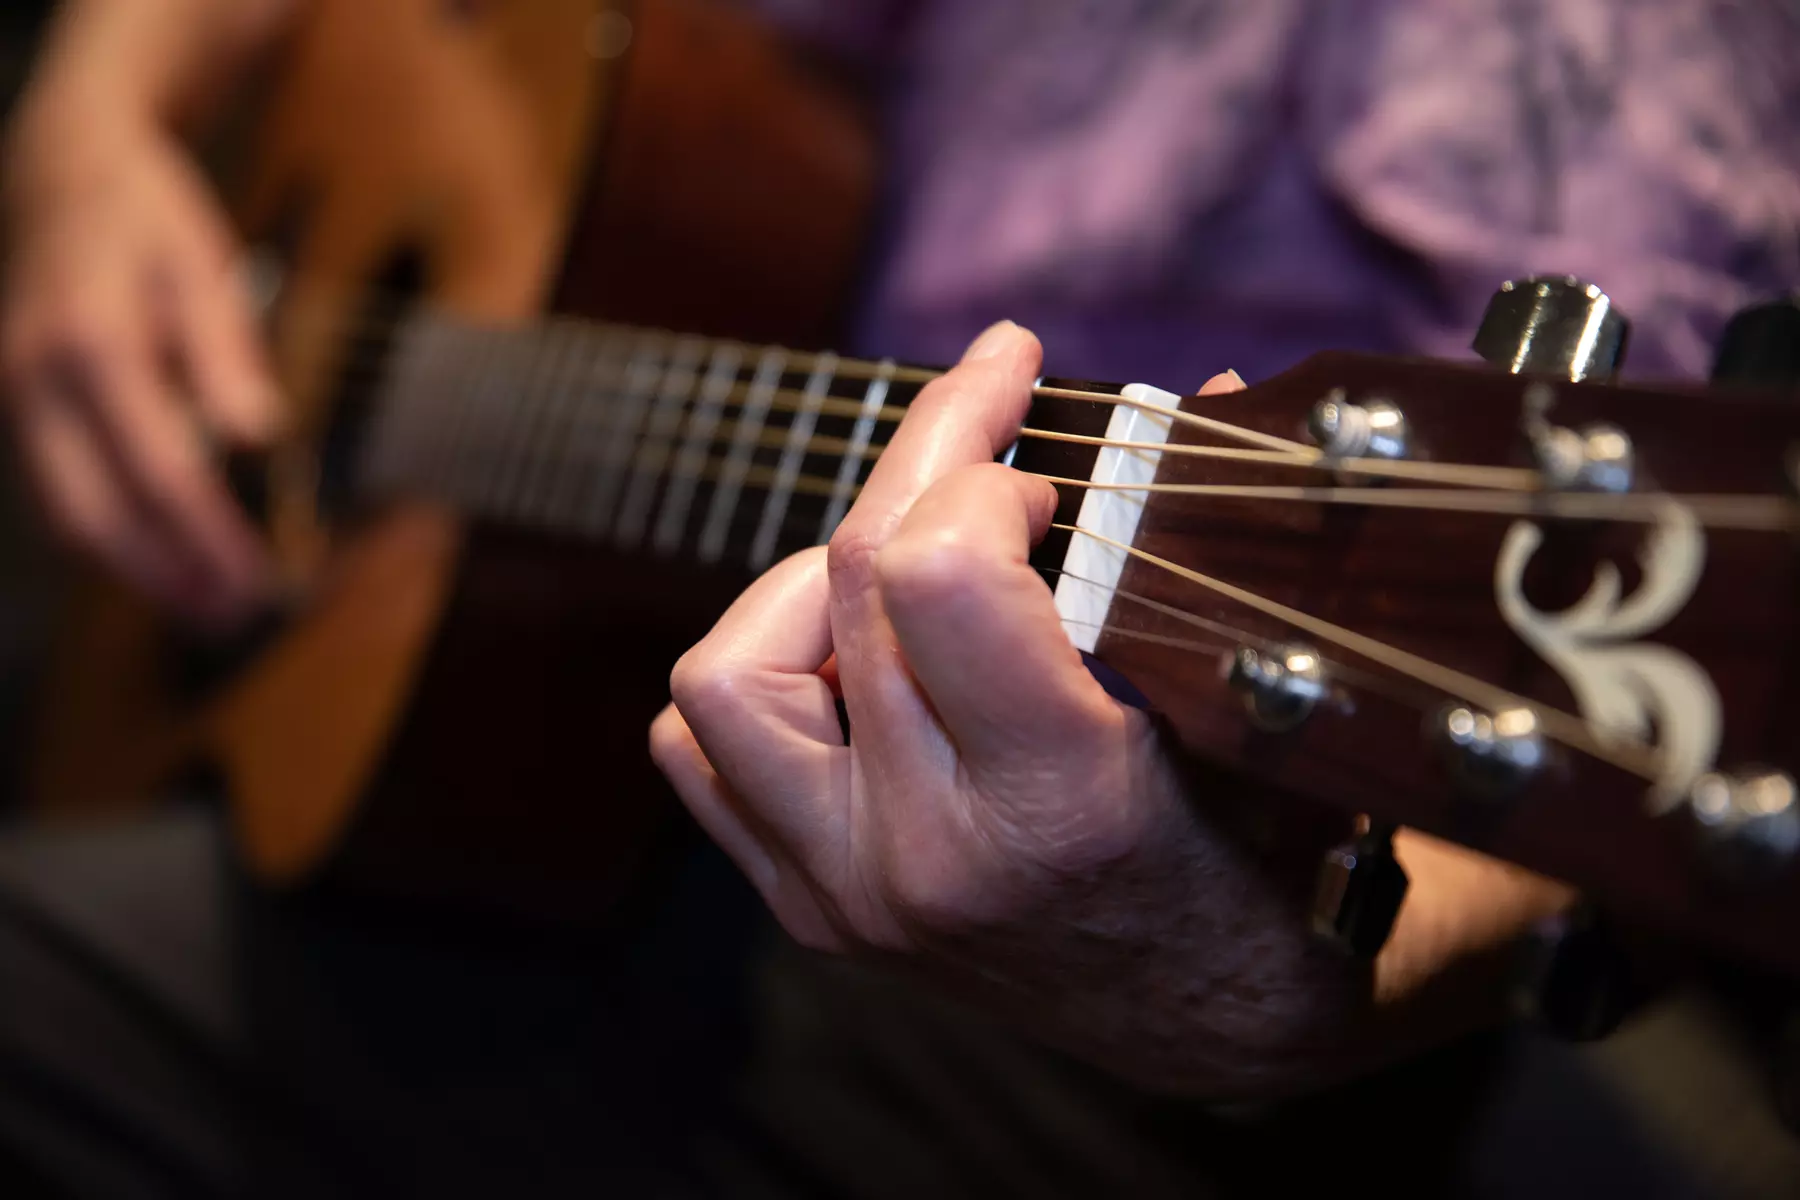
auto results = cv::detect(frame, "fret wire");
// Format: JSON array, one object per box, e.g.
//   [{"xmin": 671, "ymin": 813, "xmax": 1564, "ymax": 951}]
[
  {"xmin": 700, "ymin": 348, "xmax": 786, "ymax": 564},
  {"xmin": 505, "ymin": 320, "xmax": 584, "ymax": 524},
  {"xmin": 647, "ymin": 379, "xmax": 908, "ymax": 425},
  {"xmin": 654, "ymin": 343, "xmax": 744, "ymax": 556},
  {"xmin": 468, "ymin": 324, "xmax": 538, "ymax": 511},
  {"xmin": 580, "ymin": 333, "xmax": 669, "ymax": 535},
  {"xmin": 819, "ymin": 359, "xmax": 896, "ymax": 543},
  {"xmin": 438, "ymin": 324, "xmax": 509, "ymax": 506},
  {"xmin": 567, "ymin": 331, "xmax": 654, "ymax": 532},
  {"xmin": 541, "ymin": 328, "xmax": 628, "ymax": 525},
  {"xmin": 579, "ymin": 326, "xmax": 935, "ymax": 388},
  {"xmin": 387, "ymin": 316, "xmax": 448, "ymax": 491},
  {"xmin": 490, "ymin": 324, "xmax": 569, "ymax": 518},
  {"xmin": 394, "ymin": 318, "xmax": 456, "ymax": 490},
  {"xmin": 517, "ymin": 320, "xmax": 591, "ymax": 525},
  {"xmin": 615, "ymin": 336, "xmax": 706, "ymax": 548},
  {"xmin": 355, "ymin": 315, "xmax": 434, "ymax": 492},
  {"xmin": 751, "ymin": 352, "xmax": 839, "ymax": 569}
]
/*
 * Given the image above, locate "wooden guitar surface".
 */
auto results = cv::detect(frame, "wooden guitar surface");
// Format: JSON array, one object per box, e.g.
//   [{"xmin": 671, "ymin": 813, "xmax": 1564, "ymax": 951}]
[{"xmin": 29, "ymin": 0, "xmax": 873, "ymax": 913}]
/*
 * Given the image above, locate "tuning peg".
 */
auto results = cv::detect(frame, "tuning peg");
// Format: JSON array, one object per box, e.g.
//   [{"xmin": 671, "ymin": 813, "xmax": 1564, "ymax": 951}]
[
  {"xmin": 1711, "ymin": 295, "xmax": 1800, "ymax": 390},
  {"xmin": 1312, "ymin": 822, "xmax": 1408, "ymax": 959},
  {"xmin": 1685, "ymin": 769, "xmax": 1800, "ymax": 887},
  {"xmin": 1473, "ymin": 276, "xmax": 1631, "ymax": 381}
]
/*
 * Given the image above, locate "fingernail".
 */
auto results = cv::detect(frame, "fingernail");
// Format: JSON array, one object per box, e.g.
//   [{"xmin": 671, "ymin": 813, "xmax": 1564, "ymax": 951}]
[{"xmin": 963, "ymin": 320, "xmax": 1021, "ymax": 364}]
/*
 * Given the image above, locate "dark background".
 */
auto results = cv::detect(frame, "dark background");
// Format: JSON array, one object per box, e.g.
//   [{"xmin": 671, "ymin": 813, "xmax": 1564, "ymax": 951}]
[{"xmin": 0, "ymin": 2, "xmax": 70, "ymax": 813}]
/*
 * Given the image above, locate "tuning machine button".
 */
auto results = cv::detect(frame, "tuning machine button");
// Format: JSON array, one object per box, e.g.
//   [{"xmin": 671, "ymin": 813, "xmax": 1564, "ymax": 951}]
[
  {"xmin": 1473, "ymin": 276, "xmax": 1631, "ymax": 381},
  {"xmin": 1307, "ymin": 390, "xmax": 1409, "ymax": 461},
  {"xmin": 1711, "ymin": 295, "xmax": 1800, "ymax": 390},
  {"xmin": 1686, "ymin": 769, "xmax": 1800, "ymax": 886},
  {"xmin": 1224, "ymin": 643, "xmax": 1327, "ymax": 732},
  {"xmin": 1433, "ymin": 705, "xmax": 1547, "ymax": 800},
  {"xmin": 1313, "ymin": 823, "xmax": 1409, "ymax": 959},
  {"xmin": 1517, "ymin": 382, "xmax": 1636, "ymax": 493}
]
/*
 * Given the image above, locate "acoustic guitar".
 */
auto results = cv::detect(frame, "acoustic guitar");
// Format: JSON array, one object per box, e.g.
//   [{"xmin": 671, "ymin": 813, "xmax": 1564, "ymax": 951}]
[
  {"xmin": 26, "ymin": 0, "xmax": 1800, "ymax": 979},
  {"xmin": 29, "ymin": 0, "xmax": 876, "ymax": 913}
]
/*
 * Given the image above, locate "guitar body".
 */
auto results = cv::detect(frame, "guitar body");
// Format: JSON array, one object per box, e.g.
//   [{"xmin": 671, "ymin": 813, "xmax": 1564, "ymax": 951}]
[{"xmin": 29, "ymin": 0, "xmax": 874, "ymax": 912}]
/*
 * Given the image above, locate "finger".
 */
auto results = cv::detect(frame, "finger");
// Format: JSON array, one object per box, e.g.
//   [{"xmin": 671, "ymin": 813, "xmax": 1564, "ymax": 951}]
[
  {"xmin": 12, "ymin": 390, "xmax": 196, "ymax": 608},
  {"xmin": 827, "ymin": 322, "xmax": 1042, "ymax": 756},
  {"xmin": 67, "ymin": 336, "xmax": 271, "ymax": 619},
  {"xmin": 650, "ymin": 703, "xmax": 843, "ymax": 952},
  {"xmin": 840, "ymin": 321, "xmax": 1042, "ymax": 549},
  {"xmin": 878, "ymin": 462, "xmax": 1121, "ymax": 773},
  {"xmin": 1198, "ymin": 370, "xmax": 1246, "ymax": 396},
  {"xmin": 161, "ymin": 247, "xmax": 283, "ymax": 445},
  {"xmin": 667, "ymin": 547, "xmax": 848, "ymax": 860}
]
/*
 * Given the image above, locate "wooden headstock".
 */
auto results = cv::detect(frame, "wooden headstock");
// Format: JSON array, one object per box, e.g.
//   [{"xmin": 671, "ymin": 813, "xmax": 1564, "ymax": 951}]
[{"xmin": 1077, "ymin": 350, "xmax": 1800, "ymax": 975}]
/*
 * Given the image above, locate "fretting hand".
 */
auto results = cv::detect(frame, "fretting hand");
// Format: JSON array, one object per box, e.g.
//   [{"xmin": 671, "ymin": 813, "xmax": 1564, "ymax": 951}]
[{"xmin": 654, "ymin": 321, "xmax": 1574, "ymax": 1093}]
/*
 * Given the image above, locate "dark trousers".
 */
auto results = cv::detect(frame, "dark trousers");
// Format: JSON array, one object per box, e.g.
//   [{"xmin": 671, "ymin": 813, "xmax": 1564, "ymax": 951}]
[{"xmin": 0, "ymin": 806, "xmax": 1794, "ymax": 1198}]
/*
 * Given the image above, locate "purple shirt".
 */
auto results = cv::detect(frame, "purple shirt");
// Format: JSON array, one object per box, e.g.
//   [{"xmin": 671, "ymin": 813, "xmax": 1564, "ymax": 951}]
[{"xmin": 753, "ymin": 0, "xmax": 1800, "ymax": 386}]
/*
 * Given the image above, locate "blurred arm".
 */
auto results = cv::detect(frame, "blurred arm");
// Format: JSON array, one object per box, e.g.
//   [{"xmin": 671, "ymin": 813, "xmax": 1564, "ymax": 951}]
[
  {"xmin": 0, "ymin": 0, "xmax": 305, "ymax": 623},
  {"xmin": 19, "ymin": 0, "xmax": 299, "ymax": 134}
]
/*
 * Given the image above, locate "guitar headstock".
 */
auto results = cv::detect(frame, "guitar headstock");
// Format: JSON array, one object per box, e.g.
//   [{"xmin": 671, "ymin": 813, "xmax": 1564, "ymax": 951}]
[{"xmin": 1069, "ymin": 281, "xmax": 1800, "ymax": 976}]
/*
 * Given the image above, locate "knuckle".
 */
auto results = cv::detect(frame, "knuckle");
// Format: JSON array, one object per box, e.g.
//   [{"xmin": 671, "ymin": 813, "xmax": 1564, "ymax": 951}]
[
  {"xmin": 825, "ymin": 525, "xmax": 883, "ymax": 597},
  {"xmin": 879, "ymin": 841, "xmax": 999, "ymax": 936},
  {"xmin": 907, "ymin": 368, "xmax": 970, "ymax": 418},
  {"xmin": 873, "ymin": 524, "xmax": 982, "ymax": 614},
  {"xmin": 667, "ymin": 649, "xmax": 745, "ymax": 730}
]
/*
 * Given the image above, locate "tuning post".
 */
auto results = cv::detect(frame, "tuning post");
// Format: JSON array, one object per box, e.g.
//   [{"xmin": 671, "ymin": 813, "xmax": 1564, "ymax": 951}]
[
  {"xmin": 1687, "ymin": 769, "xmax": 1800, "ymax": 886},
  {"xmin": 1224, "ymin": 643, "xmax": 1327, "ymax": 732},
  {"xmin": 1307, "ymin": 391, "xmax": 1409, "ymax": 462},
  {"xmin": 1530, "ymin": 420, "xmax": 1635, "ymax": 493},
  {"xmin": 1434, "ymin": 705, "xmax": 1547, "ymax": 798},
  {"xmin": 1518, "ymin": 382, "xmax": 1635, "ymax": 493}
]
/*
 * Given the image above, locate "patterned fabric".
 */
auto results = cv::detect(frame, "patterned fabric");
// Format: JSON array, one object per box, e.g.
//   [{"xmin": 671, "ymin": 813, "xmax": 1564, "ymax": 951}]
[{"xmin": 752, "ymin": 0, "xmax": 1800, "ymax": 386}]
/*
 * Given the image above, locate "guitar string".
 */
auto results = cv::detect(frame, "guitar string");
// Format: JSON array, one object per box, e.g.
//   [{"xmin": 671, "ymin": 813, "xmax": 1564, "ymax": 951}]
[
  {"xmin": 306, "ymin": 302, "xmax": 1800, "ymax": 537},
  {"xmin": 326, "ymin": 321, "xmax": 1800, "ymax": 510},
  {"xmin": 1052, "ymin": 523, "xmax": 1664, "ymax": 784},
  {"xmin": 398, "ymin": 414, "xmax": 1796, "ymax": 536},
  {"xmin": 288, "ymin": 294, "xmax": 1732, "ymax": 790},
  {"xmin": 281, "ymin": 291, "xmax": 1781, "ymax": 506},
  {"xmin": 1043, "ymin": 567, "xmax": 1434, "ymax": 712},
  {"xmin": 1014, "ymin": 428, "xmax": 1541, "ymax": 490},
  {"xmin": 309, "ymin": 302, "xmax": 1545, "ymax": 490},
  {"xmin": 1033, "ymin": 476, "xmax": 1800, "ymax": 532},
  {"xmin": 358, "ymin": 370, "xmax": 1798, "ymax": 535},
  {"xmin": 310, "ymin": 297, "xmax": 1800, "ymax": 513}
]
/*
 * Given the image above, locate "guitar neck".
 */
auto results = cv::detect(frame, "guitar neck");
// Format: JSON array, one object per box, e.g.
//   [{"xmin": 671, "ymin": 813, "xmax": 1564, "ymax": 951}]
[
  {"xmin": 352, "ymin": 313, "xmax": 932, "ymax": 568},
  {"xmin": 347, "ymin": 311, "xmax": 1124, "ymax": 574}
]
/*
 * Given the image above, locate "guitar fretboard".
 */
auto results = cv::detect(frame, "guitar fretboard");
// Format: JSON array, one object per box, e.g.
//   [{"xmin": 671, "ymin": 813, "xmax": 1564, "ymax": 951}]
[{"xmin": 355, "ymin": 314, "xmax": 950, "ymax": 570}]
